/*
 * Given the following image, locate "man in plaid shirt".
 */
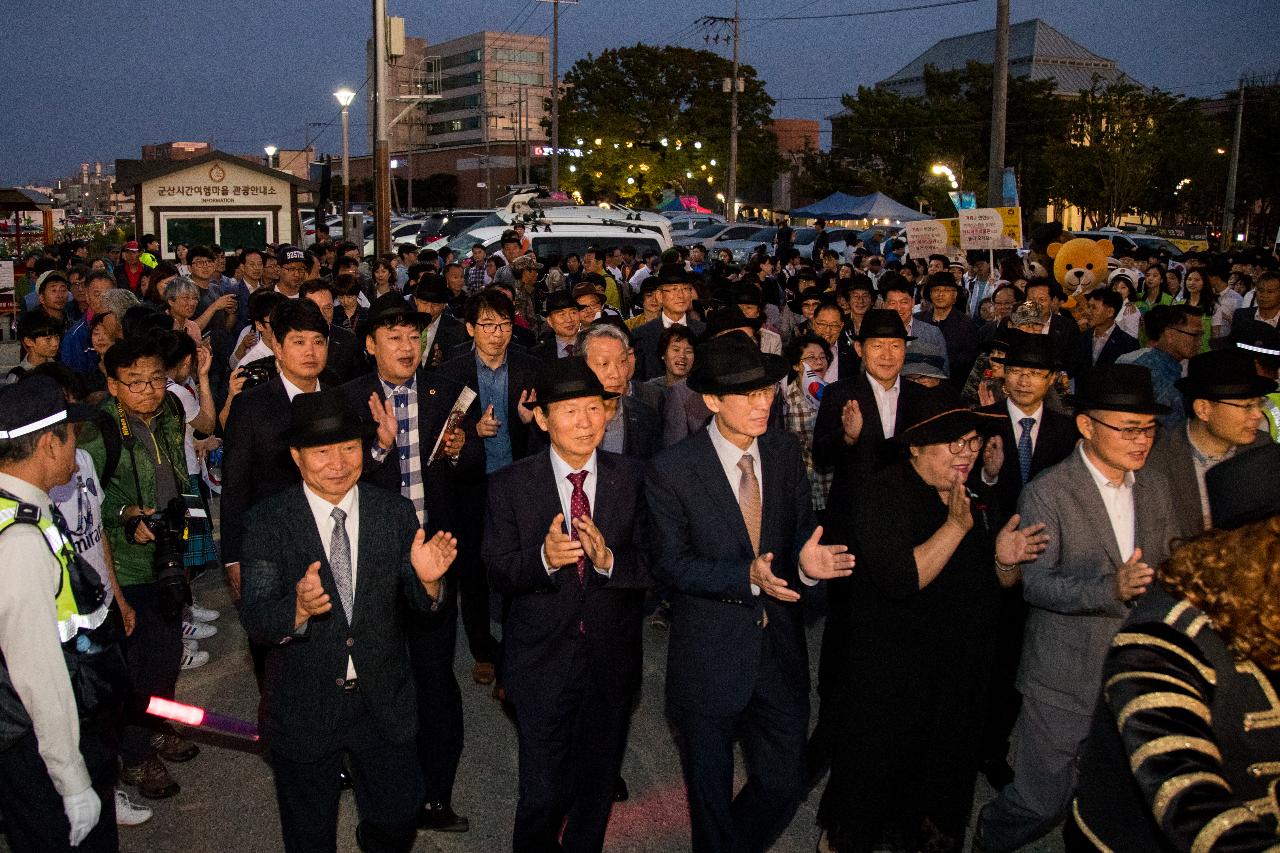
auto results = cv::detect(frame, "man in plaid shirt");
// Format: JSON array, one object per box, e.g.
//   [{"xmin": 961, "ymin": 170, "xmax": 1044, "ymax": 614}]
[{"xmin": 464, "ymin": 244, "xmax": 489, "ymax": 295}]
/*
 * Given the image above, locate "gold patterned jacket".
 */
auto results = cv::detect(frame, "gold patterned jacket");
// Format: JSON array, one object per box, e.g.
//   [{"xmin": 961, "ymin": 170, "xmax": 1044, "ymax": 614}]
[{"xmin": 1071, "ymin": 584, "xmax": 1279, "ymax": 852}]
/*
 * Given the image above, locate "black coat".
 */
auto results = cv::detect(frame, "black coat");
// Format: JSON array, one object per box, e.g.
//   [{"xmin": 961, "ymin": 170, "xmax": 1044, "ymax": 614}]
[
  {"xmin": 645, "ymin": 427, "xmax": 816, "ymax": 716},
  {"xmin": 1069, "ymin": 325, "xmax": 1140, "ymax": 377},
  {"xmin": 339, "ymin": 368, "xmax": 484, "ymax": 535},
  {"xmin": 966, "ymin": 401, "xmax": 1079, "ymax": 524},
  {"xmin": 436, "ymin": 347, "xmax": 542, "ymax": 473},
  {"xmin": 819, "ymin": 461, "xmax": 1003, "ymax": 849},
  {"xmin": 420, "ymin": 314, "xmax": 468, "ymax": 371},
  {"xmin": 221, "ymin": 375, "xmax": 317, "ymax": 564},
  {"xmin": 484, "ymin": 450, "xmax": 650, "ymax": 708},
  {"xmin": 239, "ymin": 483, "xmax": 440, "ymax": 761},
  {"xmin": 324, "ymin": 324, "xmax": 365, "ymax": 384}
]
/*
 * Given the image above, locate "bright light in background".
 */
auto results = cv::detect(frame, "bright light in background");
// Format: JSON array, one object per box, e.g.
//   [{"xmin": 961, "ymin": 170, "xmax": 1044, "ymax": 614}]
[
  {"xmin": 694, "ymin": 141, "xmax": 703, "ymax": 149},
  {"xmin": 333, "ymin": 88, "xmax": 356, "ymax": 107},
  {"xmin": 626, "ymin": 177, "xmax": 635, "ymax": 185}
]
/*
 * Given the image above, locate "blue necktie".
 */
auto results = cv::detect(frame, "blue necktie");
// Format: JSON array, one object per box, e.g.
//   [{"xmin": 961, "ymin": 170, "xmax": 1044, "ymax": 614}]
[{"xmin": 1017, "ymin": 417, "xmax": 1035, "ymax": 484}]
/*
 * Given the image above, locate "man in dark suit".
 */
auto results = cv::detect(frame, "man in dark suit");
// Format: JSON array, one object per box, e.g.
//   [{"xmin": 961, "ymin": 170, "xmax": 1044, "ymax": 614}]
[
  {"xmin": 1070, "ymin": 288, "xmax": 1138, "ymax": 378},
  {"xmin": 301, "ymin": 278, "xmax": 363, "ymax": 383},
  {"xmin": 578, "ymin": 323, "xmax": 661, "ymax": 461},
  {"xmin": 916, "ymin": 272, "xmax": 980, "ymax": 391},
  {"xmin": 414, "ymin": 275, "xmax": 469, "ymax": 371},
  {"xmin": 341, "ymin": 292, "xmax": 483, "ymax": 833},
  {"xmin": 1145, "ymin": 348, "xmax": 1274, "ymax": 541},
  {"xmin": 437, "ymin": 289, "xmax": 541, "ymax": 686},
  {"xmin": 1026, "ymin": 278, "xmax": 1078, "ymax": 364},
  {"xmin": 239, "ymin": 387, "xmax": 457, "ymax": 853},
  {"xmin": 484, "ymin": 359, "xmax": 649, "ymax": 852},
  {"xmin": 1230, "ymin": 269, "xmax": 1280, "ymax": 331},
  {"xmin": 646, "ymin": 334, "xmax": 854, "ymax": 853},
  {"xmin": 222, "ymin": 298, "xmax": 330, "ymax": 604},
  {"xmin": 529, "ymin": 290, "xmax": 581, "ymax": 362},
  {"xmin": 969, "ymin": 331, "xmax": 1079, "ymax": 788},
  {"xmin": 809, "ymin": 309, "xmax": 929, "ymax": 774},
  {"xmin": 631, "ymin": 265, "xmax": 706, "ymax": 380}
]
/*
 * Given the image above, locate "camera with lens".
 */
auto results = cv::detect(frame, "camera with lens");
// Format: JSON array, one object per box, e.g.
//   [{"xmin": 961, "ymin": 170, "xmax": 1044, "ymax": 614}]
[
  {"xmin": 239, "ymin": 355, "xmax": 278, "ymax": 391},
  {"xmin": 124, "ymin": 497, "xmax": 190, "ymax": 617}
]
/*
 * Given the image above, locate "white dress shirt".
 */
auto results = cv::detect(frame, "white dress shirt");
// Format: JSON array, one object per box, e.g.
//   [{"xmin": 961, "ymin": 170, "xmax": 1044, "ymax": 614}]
[
  {"xmin": 706, "ymin": 420, "xmax": 817, "ymax": 590},
  {"xmin": 302, "ymin": 482, "xmax": 359, "ymax": 678},
  {"xmin": 661, "ymin": 312, "xmax": 688, "ymax": 329},
  {"xmin": 543, "ymin": 448, "xmax": 612, "ymax": 576},
  {"xmin": 280, "ymin": 374, "xmax": 316, "ymax": 402},
  {"xmin": 1091, "ymin": 324, "xmax": 1116, "ymax": 364},
  {"xmin": 1078, "ymin": 444, "xmax": 1136, "ymax": 563},
  {"xmin": 868, "ymin": 375, "xmax": 901, "ymax": 438},
  {"xmin": 982, "ymin": 400, "xmax": 1043, "ymax": 485}
]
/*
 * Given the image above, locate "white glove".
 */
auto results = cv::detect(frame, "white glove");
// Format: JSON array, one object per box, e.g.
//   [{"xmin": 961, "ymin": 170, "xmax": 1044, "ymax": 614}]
[{"xmin": 62, "ymin": 786, "xmax": 101, "ymax": 847}]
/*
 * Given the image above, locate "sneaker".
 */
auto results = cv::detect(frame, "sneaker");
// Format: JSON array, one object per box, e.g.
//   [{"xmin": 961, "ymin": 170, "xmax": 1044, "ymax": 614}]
[
  {"xmin": 182, "ymin": 620, "xmax": 217, "ymax": 640},
  {"xmin": 181, "ymin": 648, "xmax": 210, "ymax": 670},
  {"xmin": 114, "ymin": 789, "xmax": 153, "ymax": 826},
  {"xmin": 187, "ymin": 604, "xmax": 219, "ymax": 623},
  {"xmin": 150, "ymin": 732, "xmax": 200, "ymax": 763},
  {"xmin": 120, "ymin": 757, "xmax": 179, "ymax": 799},
  {"xmin": 182, "ymin": 638, "xmax": 199, "ymax": 654}
]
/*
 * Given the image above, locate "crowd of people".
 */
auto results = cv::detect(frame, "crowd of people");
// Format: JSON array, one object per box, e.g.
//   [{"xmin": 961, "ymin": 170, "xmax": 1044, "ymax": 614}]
[{"xmin": 0, "ymin": 219, "xmax": 1277, "ymax": 853}]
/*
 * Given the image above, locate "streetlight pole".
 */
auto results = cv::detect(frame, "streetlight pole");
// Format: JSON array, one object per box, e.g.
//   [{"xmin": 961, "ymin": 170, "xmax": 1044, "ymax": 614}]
[
  {"xmin": 726, "ymin": 0, "xmax": 740, "ymax": 222},
  {"xmin": 334, "ymin": 88, "xmax": 356, "ymax": 242},
  {"xmin": 372, "ymin": 0, "xmax": 392, "ymax": 256},
  {"xmin": 551, "ymin": 0, "xmax": 559, "ymax": 191},
  {"xmin": 1222, "ymin": 76, "xmax": 1245, "ymax": 247},
  {"xmin": 986, "ymin": 0, "xmax": 1009, "ymax": 206},
  {"xmin": 264, "ymin": 145, "xmax": 277, "ymax": 168}
]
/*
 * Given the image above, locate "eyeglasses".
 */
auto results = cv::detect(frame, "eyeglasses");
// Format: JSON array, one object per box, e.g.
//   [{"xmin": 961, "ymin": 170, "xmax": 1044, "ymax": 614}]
[
  {"xmin": 811, "ymin": 321, "xmax": 844, "ymax": 332},
  {"xmin": 743, "ymin": 386, "xmax": 777, "ymax": 403},
  {"xmin": 1214, "ymin": 398, "xmax": 1264, "ymax": 413},
  {"xmin": 576, "ymin": 303, "xmax": 599, "ymax": 311},
  {"xmin": 1089, "ymin": 416, "xmax": 1158, "ymax": 441},
  {"xmin": 947, "ymin": 435, "xmax": 984, "ymax": 455},
  {"xmin": 660, "ymin": 285, "xmax": 693, "ymax": 294},
  {"xmin": 1005, "ymin": 367, "xmax": 1053, "ymax": 381},
  {"xmin": 1166, "ymin": 325, "xmax": 1200, "ymax": 338},
  {"xmin": 474, "ymin": 321, "xmax": 513, "ymax": 335},
  {"xmin": 119, "ymin": 377, "xmax": 166, "ymax": 394}
]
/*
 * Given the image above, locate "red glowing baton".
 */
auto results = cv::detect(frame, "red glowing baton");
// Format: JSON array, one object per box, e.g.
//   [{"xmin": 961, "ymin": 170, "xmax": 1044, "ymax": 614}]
[{"xmin": 146, "ymin": 697, "xmax": 259, "ymax": 741}]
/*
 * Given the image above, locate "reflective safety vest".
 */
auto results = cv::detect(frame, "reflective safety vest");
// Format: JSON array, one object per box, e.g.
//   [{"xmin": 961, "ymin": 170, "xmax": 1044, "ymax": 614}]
[
  {"xmin": 1263, "ymin": 393, "xmax": 1280, "ymax": 443},
  {"xmin": 0, "ymin": 495, "xmax": 109, "ymax": 644}
]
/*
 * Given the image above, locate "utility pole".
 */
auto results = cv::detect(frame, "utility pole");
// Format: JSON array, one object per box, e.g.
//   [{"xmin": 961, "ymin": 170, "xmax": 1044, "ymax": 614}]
[
  {"xmin": 986, "ymin": 0, "xmax": 1009, "ymax": 206},
  {"xmin": 537, "ymin": 0, "xmax": 578, "ymax": 193},
  {"xmin": 372, "ymin": 0, "xmax": 391, "ymax": 255},
  {"xmin": 1222, "ymin": 76, "xmax": 1245, "ymax": 247},
  {"xmin": 700, "ymin": 4, "xmax": 742, "ymax": 221},
  {"xmin": 482, "ymin": 97, "xmax": 493, "ymax": 208}
]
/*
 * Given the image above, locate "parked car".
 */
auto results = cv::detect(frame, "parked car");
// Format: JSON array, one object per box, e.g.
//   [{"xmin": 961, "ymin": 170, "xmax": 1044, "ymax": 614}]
[
  {"xmin": 796, "ymin": 227, "xmax": 859, "ymax": 260},
  {"xmin": 665, "ymin": 213, "xmax": 726, "ymax": 239},
  {"xmin": 446, "ymin": 222, "xmax": 671, "ymax": 269},
  {"xmin": 674, "ymin": 221, "xmax": 763, "ymax": 251},
  {"xmin": 417, "ymin": 209, "xmax": 493, "ymax": 246},
  {"xmin": 1072, "ymin": 229, "xmax": 1185, "ymax": 261}
]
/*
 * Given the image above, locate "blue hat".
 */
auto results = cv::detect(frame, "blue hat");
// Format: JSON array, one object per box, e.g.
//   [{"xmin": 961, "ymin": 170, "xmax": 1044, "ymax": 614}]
[{"xmin": 277, "ymin": 244, "xmax": 306, "ymax": 266}]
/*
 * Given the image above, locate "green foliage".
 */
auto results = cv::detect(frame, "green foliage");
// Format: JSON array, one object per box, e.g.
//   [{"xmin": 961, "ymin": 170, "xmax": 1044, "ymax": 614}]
[{"xmin": 553, "ymin": 44, "xmax": 781, "ymax": 206}]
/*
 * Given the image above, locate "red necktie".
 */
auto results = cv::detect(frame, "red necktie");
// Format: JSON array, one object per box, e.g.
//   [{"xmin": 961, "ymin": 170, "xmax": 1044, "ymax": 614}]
[{"xmin": 566, "ymin": 470, "xmax": 591, "ymax": 585}]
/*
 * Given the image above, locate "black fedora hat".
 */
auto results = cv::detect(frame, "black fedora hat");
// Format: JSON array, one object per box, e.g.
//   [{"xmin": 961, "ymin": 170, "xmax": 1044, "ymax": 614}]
[
  {"xmin": 1175, "ymin": 348, "xmax": 1277, "ymax": 401},
  {"xmin": 1065, "ymin": 364, "xmax": 1170, "ymax": 415},
  {"xmin": 892, "ymin": 386, "xmax": 1006, "ymax": 446},
  {"xmin": 853, "ymin": 308, "xmax": 915, "ymax": 342},
  {"xmin": 656, "ymin": 264, "xmax": 697, "ymax": 286},
  {"xmin": 523, "ymin": 356, "xmax": 619, "ymax": 410},
  {"xmin": 788, "ymin": 285, "xmax": 826, "ymax": 315},
  {"xmin": 687, "ymin": 333, "xmax": 788, "ymax": 395},
  {"xmin": 280, "ymin": 388, "xmax": 374, "ymax": 448},
  {"xmin": 413, "ymin": 275, "xmax": 450, "ymax": 305},
  {"xmin": 992, "ymin": 331, "xmax": 1058, "ymax": 371},
  {"xmin": 701, "ymin": 306, "xmax": 763, "ymax": 341},
  {"xmin": 1206, "ymin": 443, "xmax": 1280, "ymax": 529},
  {"xmin": 361, "ymin": 291, "xmax": 430, "ymax": 340},
  {"xmin": 1231, "ymin": 318, "xmax": 1280, "ymax": 369},
  {"xmin": 544, "ymin": 289, "xmax": 577, "ymax": 313},
  {"xmin": 921, "ymin": 272, "xmax": 960, "ymax": 301}
]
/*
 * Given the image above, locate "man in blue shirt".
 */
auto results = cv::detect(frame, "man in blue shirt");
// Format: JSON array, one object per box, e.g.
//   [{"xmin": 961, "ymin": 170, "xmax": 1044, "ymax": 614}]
[{"xmin": 1116, "ymin": 304, "xmax": 1202, "ymax": 429}]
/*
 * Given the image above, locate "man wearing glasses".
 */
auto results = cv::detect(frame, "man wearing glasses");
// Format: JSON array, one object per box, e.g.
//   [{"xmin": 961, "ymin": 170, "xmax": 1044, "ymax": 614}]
[
  {"xmin": 439, "ymin": 290, "xmax": 539, "ymax": 690},
  {"xmin": 631, "ymin": 266, "xmax": 706, "ymax": 380},
  {"xmin": 976, "ymin": 363, "xmax": 1180, "ymax": 852},
  {"xmin": 1144, "ymin": 348, "xmax": 1273, "ymax": 540},
  {"xmin": 1115, "ymin": 304, "xmax": 1203, "ymax": 429}
]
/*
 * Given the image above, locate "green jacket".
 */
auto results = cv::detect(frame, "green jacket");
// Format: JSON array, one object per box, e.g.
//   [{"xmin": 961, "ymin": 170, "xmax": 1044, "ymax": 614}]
[{"xmin": 80, "ymin": 396, "xmax": 187, "ymax": 587}]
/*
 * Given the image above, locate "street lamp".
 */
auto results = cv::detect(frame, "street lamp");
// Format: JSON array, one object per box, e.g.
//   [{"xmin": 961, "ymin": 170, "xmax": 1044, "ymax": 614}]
[
  {"xmin": 334, "ymin": 88, "xmax": 356, "ymax": 240},
  {"xmin": 931, "ymin": 163, "xmax": 959, "ymax": 189},
  {"xmin": 264, "ymin": 145, "xmax": 278, "ymax": 168}
]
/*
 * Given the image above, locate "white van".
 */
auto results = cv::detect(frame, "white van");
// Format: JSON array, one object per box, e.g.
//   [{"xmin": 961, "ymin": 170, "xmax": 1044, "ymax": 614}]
[{"xmin": 444, "ymin": 221, "xmax": 671, "ymax": 267}]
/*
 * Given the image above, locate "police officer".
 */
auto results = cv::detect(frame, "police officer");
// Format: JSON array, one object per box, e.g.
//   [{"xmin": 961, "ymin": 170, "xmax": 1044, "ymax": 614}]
[{"xmin": 0, "ymin": 375, "xmax": 119, "ymax": 851}]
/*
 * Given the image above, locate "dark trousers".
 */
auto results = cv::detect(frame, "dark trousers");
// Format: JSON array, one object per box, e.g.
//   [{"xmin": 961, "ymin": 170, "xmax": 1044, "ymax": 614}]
[
  {"xmin": 670, "ymin": 647, "xmax": 808, "ymax": 853},
  {"xmin": 406, "ymin": 602, "xmax": 463, "ymax": 807},
  {"xmin": 0, "ymin": 729, "xmax": 119, "ymax": 853},
  {"xmin": 980, "ymin": 589, "xmax": 1027, "ymax": 767},
  {"xmin": 512, "ymin": 642, "xmax": 630, "ymax": 853},
  {"xmin": 119, "ymin": 582, "xmax": 183, "ymax": 765},
  {"xmin": 270, "ymin": 691, "xmax": 423, "ymax": 853},
  {"xmin": 456, "ymin": 483, "xmax": 499, "ymax": 664}
]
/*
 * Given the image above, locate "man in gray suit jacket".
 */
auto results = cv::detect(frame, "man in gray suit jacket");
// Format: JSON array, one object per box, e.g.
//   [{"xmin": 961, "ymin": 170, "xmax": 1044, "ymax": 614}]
[
  {"xmin": 977, "ymin": 364, "xmax": 1181, "ymax": 852},
  {"xmin": 1145, "ymin": 348, "xmax": 1275, "ymax": 540}
]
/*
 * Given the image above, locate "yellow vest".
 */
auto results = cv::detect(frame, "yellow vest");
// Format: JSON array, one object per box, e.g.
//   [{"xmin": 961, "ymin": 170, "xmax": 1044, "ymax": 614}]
[
  {"xmin": 0, "ymin": 496, "xmax": 108, "ymax": 644},
  {"xmin": 1262, "ymin": 393, "xmax": 1280, "ymax": 442}
]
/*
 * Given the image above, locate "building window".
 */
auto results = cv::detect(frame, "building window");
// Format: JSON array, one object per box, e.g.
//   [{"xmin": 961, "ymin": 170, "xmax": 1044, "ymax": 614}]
[
  {"xmin": 440, "ymin": 71, "xmax": 482, "ymax": 91},
  {"xmin": 161, "ymin": 214, "xmax": 270, "ymax": 258},
  {"xmin": 493, "ymin": 49, "xmax": 542, "ymax": 64},
  {"xmin": 428, "ymin": 93, "xmax": 482, "ymax": 114},
  {"xmin": 493, "ymin": 70, "xmax": 544, "ymax": 86},
  {"xmin": 440, "ymin": 48, "xmax": 482, "ymax": 70},
  {"xmin": 427, "ymin": 116, "xmax": 482, "ymax": 136}
]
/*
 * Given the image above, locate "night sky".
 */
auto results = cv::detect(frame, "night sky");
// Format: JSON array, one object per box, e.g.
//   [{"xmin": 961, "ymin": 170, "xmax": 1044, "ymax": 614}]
[{"xmin": 4, "ymin": 0, "xmax": 1277, "ymax": 185}]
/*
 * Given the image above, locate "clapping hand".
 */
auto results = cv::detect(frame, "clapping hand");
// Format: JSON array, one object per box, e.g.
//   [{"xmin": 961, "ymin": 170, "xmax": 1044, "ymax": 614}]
[
  {"xmin": 543, "ymin": 513, "xmax": 584, "ymax": 569},
  {"xmin": 368, "ymin": 393, "xmax": 397, "ymax": 450},
  {"xmin": 1115, "ymin": 548, "xmax": 1153, "ymax": 602},
  {"xmin": 572, "ymin": 515, "xmax": 612, "ymax": 571},
  {"xmin": 294, "ymin": 561, "xmax": 331, "ymax": 628},
  {"xmin": 841, "ymin": 399, "xmax": 863, "ymax": 444},
  {"xmin": 750, "ymin": 553, "xmax": 801, "ymax": 603},
  {"xmin": 477, "ymin": 404, "xmax": 500, "ymax": 437},
  {"xmin": 516, "ymin": 389, "xmax": 536, "ymax": 424},
  {"xmin": 945, "ymin": 473, "xmax": 974, "ymax": 534},
  {"xmin": 798, "ymin": 526, "xmax": 854, "ymax": 580},
  {"xmin": 982, "ymin": 434, "xmax": 1004, "ymax": 481},
  {"xmin": 411, "ymin": 530, "xmax": 457, "ymax": 597},
  {"xmin": 994, "ymin": 513, "xmax": 1049, "ymax": 566}
]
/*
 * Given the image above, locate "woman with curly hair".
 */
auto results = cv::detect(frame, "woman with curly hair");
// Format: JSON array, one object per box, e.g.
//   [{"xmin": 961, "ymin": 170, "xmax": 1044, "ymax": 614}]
[{"xmin": 1069, "ymin": 443, "xmax": 1280, "ymax": 852}]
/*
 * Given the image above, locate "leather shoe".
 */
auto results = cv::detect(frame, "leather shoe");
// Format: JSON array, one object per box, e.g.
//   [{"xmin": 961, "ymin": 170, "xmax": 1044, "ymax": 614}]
[
  {"xmin": 613, "ymin": 776, "xmax": 629, "ymax": 802},
  {"xmin": 338, "ymin": 767, "xmax": 354, "ymax": 790},
  {"xmin": 419, "ymin": 802, "xmax": 469, "ymax": 832},
  {"xmin": 471, "ymin": 661, "xmax": 496, "ymax": 685}
]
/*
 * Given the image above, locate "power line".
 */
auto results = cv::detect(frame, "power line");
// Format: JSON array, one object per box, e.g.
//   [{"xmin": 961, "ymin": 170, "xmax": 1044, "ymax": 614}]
[{"xmin": 741, "ymin": 0, "xmax": 978, "ymax": 23}]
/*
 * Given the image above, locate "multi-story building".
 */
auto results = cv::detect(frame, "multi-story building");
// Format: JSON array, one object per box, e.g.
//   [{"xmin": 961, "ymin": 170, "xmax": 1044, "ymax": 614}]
[
  {"xmin": 58, "ymin": 161, "xmax": 131, "ymax": 218},
  {"xmin": 142, "ymin": 141, "xmax": 211, "ymax": 162}
]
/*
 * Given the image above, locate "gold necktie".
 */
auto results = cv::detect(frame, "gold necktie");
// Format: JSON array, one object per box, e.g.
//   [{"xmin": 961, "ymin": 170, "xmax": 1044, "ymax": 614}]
[{"xmin": 737, "ymin": 453, "xmax": 762, "ymax": 556}]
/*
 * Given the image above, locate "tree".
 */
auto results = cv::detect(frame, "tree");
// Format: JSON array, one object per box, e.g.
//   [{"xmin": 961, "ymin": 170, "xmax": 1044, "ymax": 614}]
[
  {"xmin": 810, "ymin": 62, "xmax": 1062, "ymax": 216},
  {"xmin": 553, "ymin": 44, "xmax": 781, "ymax": 206}
]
